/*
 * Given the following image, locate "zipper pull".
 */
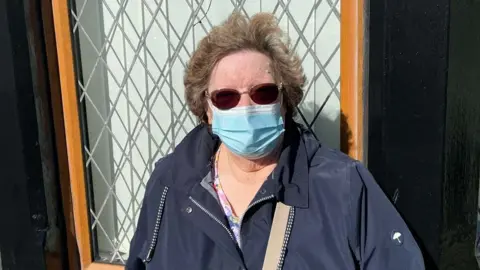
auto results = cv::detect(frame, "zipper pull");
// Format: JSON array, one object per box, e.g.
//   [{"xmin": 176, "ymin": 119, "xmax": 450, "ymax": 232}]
[{"xmin": 143, "ymin": 248, "xmax": 154, "ymax": 263}]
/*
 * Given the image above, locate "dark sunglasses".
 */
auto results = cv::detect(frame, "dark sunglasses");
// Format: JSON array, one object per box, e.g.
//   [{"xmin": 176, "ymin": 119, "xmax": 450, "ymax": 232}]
[{"xmin": 206, "ymin": 83, "xmax": 282, "ymax": 110}]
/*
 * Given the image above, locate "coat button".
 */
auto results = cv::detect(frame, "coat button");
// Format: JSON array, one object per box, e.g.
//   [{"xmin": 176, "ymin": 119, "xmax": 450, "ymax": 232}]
[
  {"xmin": 259, "ymin": 188, "xmax": 267, "ymax": 194},
  {"xmin": 185, "ymin": 207, "xmax": 193, "ymax": 214},
  {"xmin": 391, "ymin": 230, "xmax": 403, "ymax": 246}
]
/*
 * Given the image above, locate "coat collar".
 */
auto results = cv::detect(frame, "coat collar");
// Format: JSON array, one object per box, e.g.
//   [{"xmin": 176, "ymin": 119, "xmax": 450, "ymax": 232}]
[{"xmin": 165, "ymin": 122, "xmax": 315, "ymax": 208}]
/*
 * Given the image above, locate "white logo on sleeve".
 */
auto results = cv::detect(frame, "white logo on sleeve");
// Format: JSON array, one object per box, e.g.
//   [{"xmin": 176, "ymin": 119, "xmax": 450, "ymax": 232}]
[{"xmin": 391, "ymin": 231, "xmax": 404, "ymax": 246}]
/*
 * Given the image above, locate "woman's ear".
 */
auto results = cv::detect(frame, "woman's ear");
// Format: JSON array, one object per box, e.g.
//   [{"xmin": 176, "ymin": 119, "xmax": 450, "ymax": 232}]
[
  {"xmin": 207, "ymin": 108, "xmax": 213, "ymax": 124},
  {"xmin": 205, "ymin": 100, "xmax": 213, "ymax": 124}
]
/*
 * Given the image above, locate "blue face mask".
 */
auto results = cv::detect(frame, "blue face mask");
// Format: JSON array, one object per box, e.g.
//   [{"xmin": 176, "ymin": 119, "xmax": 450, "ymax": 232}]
[{"xmin": 211, "ymin": 103, "xmax": 285, "ymax": 159}]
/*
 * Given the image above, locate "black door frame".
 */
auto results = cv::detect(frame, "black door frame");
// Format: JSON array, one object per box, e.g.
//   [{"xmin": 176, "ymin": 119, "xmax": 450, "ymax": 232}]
[
  {"xmin": 0, "ymin": 0, "xmax": 68, "ymax": 269},
  {"xmin": 367, "ymin": 0, "xmax": 480, "ymax": 269}
]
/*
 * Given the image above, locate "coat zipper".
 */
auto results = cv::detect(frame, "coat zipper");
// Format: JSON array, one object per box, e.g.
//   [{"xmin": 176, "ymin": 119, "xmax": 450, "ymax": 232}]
[
  {"xmin": 238, "ymin": 194, "xmax": 275, "ymax": 248},
  {"xmin": 142, "ymin": 189, "xmax": 294, "ymax": 269},
  {"xmin": 189, "ymin": 193, "xmax": 275, "ymax": 249},
  {"xmin": 143, "ymin": 186, "xmax": 169, "ymax": 263},
  {"xmin": 276, "ymin": 206, "xmax": 295, "ymax": 270},
  {"xmin": 189, "ymin": 196, "xmax": 236, "ymax": 242},
  {"xmin": 239, "ymin": 194, "xmax": 296, "ymax": 269}
]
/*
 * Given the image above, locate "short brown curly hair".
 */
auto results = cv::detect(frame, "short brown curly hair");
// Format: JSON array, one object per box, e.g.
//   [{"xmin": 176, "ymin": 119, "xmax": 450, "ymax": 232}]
[{"xmin": 184, "ymin": 12, "xmax": 306, "ymax": 123}]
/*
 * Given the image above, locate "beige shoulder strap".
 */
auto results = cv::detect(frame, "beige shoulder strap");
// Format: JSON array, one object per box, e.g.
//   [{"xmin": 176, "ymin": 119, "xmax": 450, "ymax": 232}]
[{"xmin": 262, "ymin": 202, "xmax": 292, "ymax": 270}]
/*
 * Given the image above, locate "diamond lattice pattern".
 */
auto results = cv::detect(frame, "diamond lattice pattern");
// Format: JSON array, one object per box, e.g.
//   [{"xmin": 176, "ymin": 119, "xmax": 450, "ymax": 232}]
[{"xmin": 71, "ymin": 0, "xmax": 340, "ymax": 264}]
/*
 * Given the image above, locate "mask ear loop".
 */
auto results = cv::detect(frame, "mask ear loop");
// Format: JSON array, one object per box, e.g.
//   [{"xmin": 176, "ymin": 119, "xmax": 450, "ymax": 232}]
[
  {"xmin": 205, "ymin": 91, "xmax": 224, "ymax": 117},
  {"xmin": 204, "ymin": 90, "xmax": 214, "ymax": 109},
  {"xmin": 205, "ymin": 92, "xmax": 218, "ymax": 112}
]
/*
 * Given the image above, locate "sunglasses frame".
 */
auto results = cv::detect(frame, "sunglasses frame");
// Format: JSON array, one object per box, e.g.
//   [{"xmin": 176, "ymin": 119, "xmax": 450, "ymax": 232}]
[{"xmin": 205, "ymin": 82, "xmax": 283, "ymax": 110}]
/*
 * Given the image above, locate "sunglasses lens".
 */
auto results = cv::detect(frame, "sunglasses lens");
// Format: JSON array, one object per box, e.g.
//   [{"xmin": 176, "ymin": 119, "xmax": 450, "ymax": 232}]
[
  {"xmin": 211, "ymin": 89, "xmax": 240, "ymax": 110},
  {"xmin": 251, "ymin": 84, "xmax": 279, "ymax": 105}
]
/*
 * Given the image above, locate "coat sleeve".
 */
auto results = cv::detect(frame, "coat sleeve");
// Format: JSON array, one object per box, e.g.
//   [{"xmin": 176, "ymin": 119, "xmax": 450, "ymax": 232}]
[
  {"xmin": 125, "ymin": 197, "xmax": 148, "ymax": 270},
  {"xmin": 347, "ymin": 161, "xmax": 425, "ymax": 270},
  {"xmin": 125, "ymin": 156, "xmax": 171, "ymax": 269}
]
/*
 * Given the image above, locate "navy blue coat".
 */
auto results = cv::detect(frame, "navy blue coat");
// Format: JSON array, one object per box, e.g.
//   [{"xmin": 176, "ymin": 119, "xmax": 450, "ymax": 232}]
[{"xmin": 126, "ymin": 124, "xmax": 424, "ymax": 269}]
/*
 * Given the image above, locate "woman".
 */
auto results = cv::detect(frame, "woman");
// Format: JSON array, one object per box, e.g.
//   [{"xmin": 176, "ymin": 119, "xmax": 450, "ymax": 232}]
[{"xmin": 127, "ymin": 13, "xmax": 424, "ymax": 269}]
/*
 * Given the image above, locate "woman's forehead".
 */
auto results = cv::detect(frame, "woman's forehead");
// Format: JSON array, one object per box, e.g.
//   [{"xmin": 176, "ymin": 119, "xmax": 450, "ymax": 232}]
[{"xmin": 208, "ymin": 51, "xmax": 274, "ymax": 90}]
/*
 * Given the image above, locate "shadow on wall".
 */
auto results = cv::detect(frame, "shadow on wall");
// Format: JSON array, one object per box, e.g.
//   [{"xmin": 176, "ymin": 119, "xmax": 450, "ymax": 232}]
[{"xmin": 297, "ymin": 101, "xmax": 353, "ymax": 155}]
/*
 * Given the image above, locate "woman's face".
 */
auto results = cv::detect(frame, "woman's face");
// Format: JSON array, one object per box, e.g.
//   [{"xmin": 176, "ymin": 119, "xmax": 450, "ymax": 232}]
[{"xmin": 206, "ymin": 50, "xmax": 283, "ymax": 124}]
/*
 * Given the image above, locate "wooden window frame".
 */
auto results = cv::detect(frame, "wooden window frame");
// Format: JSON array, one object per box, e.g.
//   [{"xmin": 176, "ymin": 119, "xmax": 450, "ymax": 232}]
[
  {"xmin": 52, "ymin": 1, "xmax": 123, "ymax": 269},
  {"xmin": 341, "ymin": 0, "xmax": 365, "ymax": 160},
  {"xmin": 51, "ymin": 0, "xmax": 365, "ymax": 268}
]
